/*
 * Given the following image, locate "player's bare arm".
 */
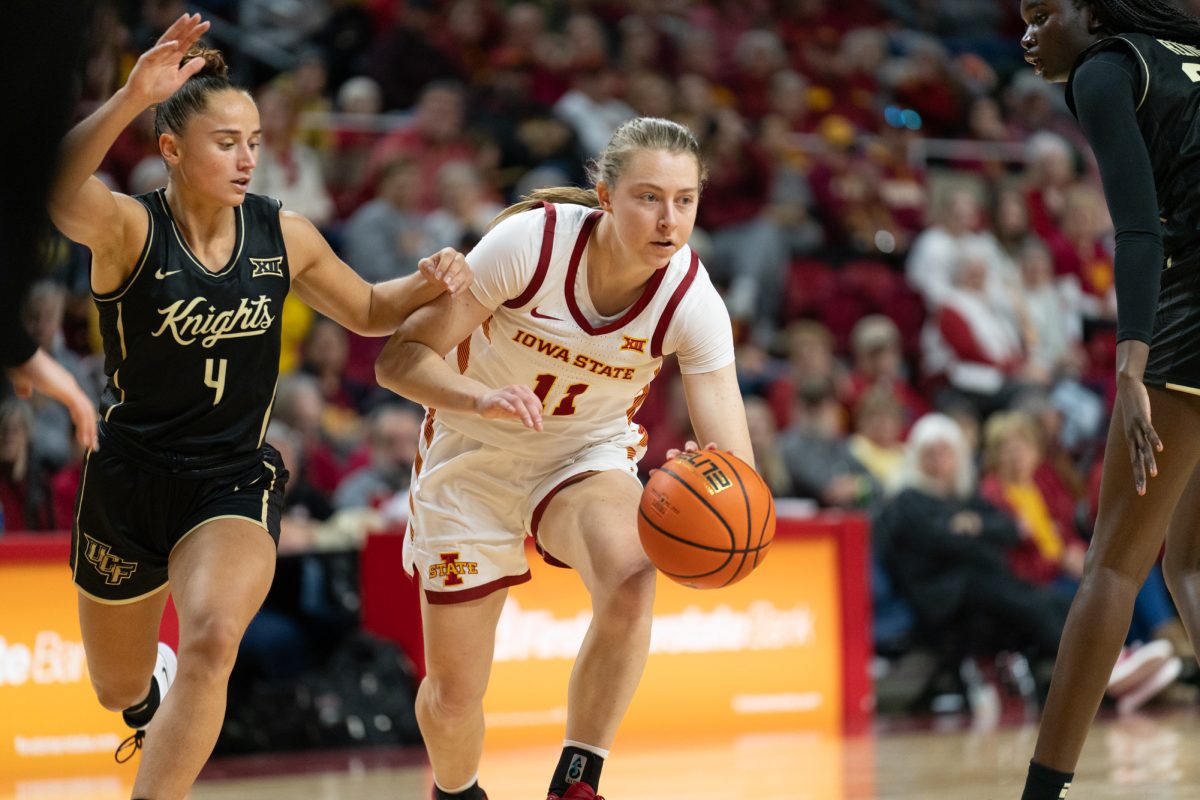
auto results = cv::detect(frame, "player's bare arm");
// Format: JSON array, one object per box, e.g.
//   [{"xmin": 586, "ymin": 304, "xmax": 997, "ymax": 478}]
[
  {"xmin": 48, "ymin": 13, "xmax": 209, "ymax": 290},
  {"xmin": 283, "ymin": 213, "xmax": 471, "ymax": 336},
  {"xmin": 376, "ymin": 289, "xmax": 544, "ymax": 430},
  {"xmin": 680, "ymin": 363, "xmax": 754, "ymax": 467}
]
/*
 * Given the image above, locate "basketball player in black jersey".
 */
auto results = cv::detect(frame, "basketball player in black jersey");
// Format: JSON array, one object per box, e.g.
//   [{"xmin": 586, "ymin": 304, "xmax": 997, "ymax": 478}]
[
  {"xmin": 1017, "ymin": 1, "xmax": 1200, "ymax": 798},
  {"xmin": 47, "ymin": 15, "xmax": 470, "ymax": 799}
]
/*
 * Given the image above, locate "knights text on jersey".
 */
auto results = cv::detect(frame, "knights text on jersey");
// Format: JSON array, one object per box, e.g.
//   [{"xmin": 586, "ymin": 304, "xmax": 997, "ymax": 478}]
[
  {"xmin": 433, "ymin": 202, "xmax": 734, "ymax": 462},
  {"xmin": 1069, "ymin": 32, "xmax": 1200, "ymax": 266},
  {"xmin": 93, "ymin": 189, "xmax": 289, "ymax": 464}
]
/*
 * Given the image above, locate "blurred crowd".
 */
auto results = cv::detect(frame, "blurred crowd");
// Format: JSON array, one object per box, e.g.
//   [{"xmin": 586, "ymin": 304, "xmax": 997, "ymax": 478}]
[{"xmin": 5, "ymin": 0, "xmax": 1200, "ymax": 714}]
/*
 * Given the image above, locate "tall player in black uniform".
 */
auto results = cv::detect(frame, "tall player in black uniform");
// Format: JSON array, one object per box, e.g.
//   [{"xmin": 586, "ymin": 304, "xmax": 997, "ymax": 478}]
[
  {"xmin": 47, "ymin": 15, "xmax": 470, "ymax": 799},
  {"xmin": 1017, "ymin": 1, "xmax": 1200, "ymax": 798}
]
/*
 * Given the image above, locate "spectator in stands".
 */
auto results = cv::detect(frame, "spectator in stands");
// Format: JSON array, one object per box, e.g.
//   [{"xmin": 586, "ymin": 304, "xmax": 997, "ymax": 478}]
[
  {"xmin": 365, "ymin": 0, "xmax": 463, "ymax": 111},
  {"xmin": 625, "ymin": 71, "xmax": 675, "ymax": 120},
  {"xmin": 363, "ymin": 81, "xmax": 475, "ymax": 213},
  {"xmin": 327, "ymin": 75, "xmax": 387, "ymax": 218},
  {"xmin": 920, "ymin": 242, "xmax": 1033, "ymax": 416},
  {"xmin": 333, "ymin": 404, "xmax": 422, "ymax": 511},
  {"xmin": 728, "ymin": 29, "xmax": 789, "ymax": 121},
  {"xmin": 697, "ymin": 108, "xmax": 789, "ymax": 339},
  {"xmin": 833, "ymin": 28, "xmax": 889, "ymax": 133},
  {"xmin": 272, "ymin": 373, "xmax": 345, "ymax": 503},
  {"xmin": 979, "ymin": 411, "xmax": 1086, "ymax": 590},
  {"xmin": 271, "ymin": 49, "xmax": 335, "ymax": 152},
  {"xmin": 553, "ymin": 67, "xmax": 637, "ymax": 160},
  {"xmin": 21, "ymin": 281, "xmax": 102, "ymax": 471},
  {"xmin": 848, "ymin": 385, "xmax": 908, "ymax": 496},
  {"xmin": 980, "ymin": 411, "xmax": 1185, "ymax": 710},
  {"xmin": 1023, "ymin": 130, "xmax": 1078, "ymax": 244},
  {"xmin": 248, "ymin": 86, "xmax": 335, "ymax": 227},
  {"xmin": 1047, "ymin": 185, "xmax": 1116, "ymax": 321},
  {"xmin": 744, "ymin": 396, "xmax": 795, "ymax": 498},
  {"xmin": 0, "ymin": 400, "xmax": 56, "ymax": 532},
  {"xmin": 1018, "ymin": 238, "xmax": 1087, "ymax": 381},
  {"xmin": 874, "ymin": 413, "xmax": 1070, "ymax": 664},
  {"xmin": 768, "ymin": 320, "xmax": 848, "ymax": 429},
  {"xmin": 299, "ymin": 317, "xmax": 361, "ymax": 415},
  {"xmin": 780, "ymin": 377, "xmax": 879, "ymax": 509},
  {"xmin": 343, "ymin": 157, "xmax": 428, "ymax": 284},
  {"xmin": 844, "ymin": 315, "xmax": 929, "ymax": 431},
  {"xmin": 423, "ymin": 162, "xmax": 504, "ymax": 253},
  {"xmin": 906, "ymin": 185, "xmax": 1009, "ymax": 310}
]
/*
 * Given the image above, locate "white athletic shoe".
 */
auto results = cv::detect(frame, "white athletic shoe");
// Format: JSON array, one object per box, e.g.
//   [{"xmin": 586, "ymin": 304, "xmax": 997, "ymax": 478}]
[
  {"xmin": 151, "ymin": 641, "xmax": 178, "ymax": 710},
  {"xmin": 1117, "ymin": 656, "xmax": 1183, "ymax": 716},
  {"xmin": 1107, "ymin": 640, "xmax": 1173, "ymax": 697},
  {"xmin": 116, "ymin": 642, "xmax": 178, "ymax": 763}
]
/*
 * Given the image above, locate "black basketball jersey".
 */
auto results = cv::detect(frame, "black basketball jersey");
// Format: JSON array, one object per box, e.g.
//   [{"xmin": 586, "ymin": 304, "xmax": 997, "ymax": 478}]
[
  {"xmin": 94, "ymin": 189, "xmax": 289, "ymax": 467},
  {"xmin": 1068, "ymin": 33, "xmax": 1200, "ymax": 267}
]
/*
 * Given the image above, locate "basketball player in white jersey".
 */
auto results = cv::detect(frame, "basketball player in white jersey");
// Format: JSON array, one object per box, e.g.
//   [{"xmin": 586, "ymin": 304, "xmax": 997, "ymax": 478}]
[{"xmin": 376, "ymin": 117, "xmax": 754, "ymax": 800}]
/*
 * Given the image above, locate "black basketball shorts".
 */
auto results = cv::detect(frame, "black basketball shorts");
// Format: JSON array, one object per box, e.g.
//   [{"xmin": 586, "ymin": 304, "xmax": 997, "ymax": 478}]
[
  {"xmin": 1146, "ymin": 257, "xmax": 1200, "ymax": 393},
  {"xmin": 70, "ymin": 443, "xmax": 289, "ymax": 603}
]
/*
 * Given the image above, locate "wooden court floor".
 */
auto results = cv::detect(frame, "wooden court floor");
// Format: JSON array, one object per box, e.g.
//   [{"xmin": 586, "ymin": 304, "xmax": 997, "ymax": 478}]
[
  {"xmin": 188, "ymin": 709, "xmax": 1200, "ymax": 800},
  {"xmin": 10, "ymin": 711, "xmax": 1200, "ymax": 799}
]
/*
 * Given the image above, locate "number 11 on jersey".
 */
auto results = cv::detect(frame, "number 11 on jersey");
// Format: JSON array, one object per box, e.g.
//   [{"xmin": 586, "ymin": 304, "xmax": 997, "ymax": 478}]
[
  {"xmin": 533, "ymin": 373, "xmax": 589, "ymax": 416},
  {"xmin": 205, "ymin": 358, "xmax": 228, "ymax": 405}
]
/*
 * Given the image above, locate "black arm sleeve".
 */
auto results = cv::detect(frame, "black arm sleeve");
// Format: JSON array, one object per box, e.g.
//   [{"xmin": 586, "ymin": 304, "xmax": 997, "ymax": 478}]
[{"xmin": 1072, "ymin": 54, "xmax": 1163, "ymax": 345}]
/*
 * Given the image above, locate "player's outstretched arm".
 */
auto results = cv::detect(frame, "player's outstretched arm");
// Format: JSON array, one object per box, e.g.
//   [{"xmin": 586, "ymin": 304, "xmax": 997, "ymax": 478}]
[
  {"xmin": 375, "ymin": 291, "xmax": 543, "ymax": 430},
  {"xmin": 285, "ymin": 215, "xmax": 471, "ymax": 337},
  {"xmin": 680, "ymin": 363, "xmax": 754, "ymax": 467},
  {"xmin": 5, "ymin": 349, "xmax": 98, "ymax": 451},
  {"xmin": 49, "ymin": 13, "xmax": 209, "ymax": 258}
]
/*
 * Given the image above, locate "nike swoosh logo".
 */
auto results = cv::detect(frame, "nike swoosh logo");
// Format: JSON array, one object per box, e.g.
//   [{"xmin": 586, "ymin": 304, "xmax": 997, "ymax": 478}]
[
  {"xmin": 530, "ymin": 306, "xmax": 561, "ymax": 321},
  {"xmin": 155, "ymin": 267, "xmax": 182, "ymax": 279}
]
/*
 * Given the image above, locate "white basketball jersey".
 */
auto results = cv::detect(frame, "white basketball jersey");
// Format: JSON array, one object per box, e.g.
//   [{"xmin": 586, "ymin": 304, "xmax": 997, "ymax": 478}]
[{"xmin": 430, "ymin": 202, "xmax": 734, "ymax": 463}]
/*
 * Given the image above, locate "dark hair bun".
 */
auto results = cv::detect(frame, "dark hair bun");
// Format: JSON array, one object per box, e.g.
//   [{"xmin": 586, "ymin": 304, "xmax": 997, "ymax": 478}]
[{"xmin": 181, "ymin": 45, "xmax": 228, "ymax": 79}]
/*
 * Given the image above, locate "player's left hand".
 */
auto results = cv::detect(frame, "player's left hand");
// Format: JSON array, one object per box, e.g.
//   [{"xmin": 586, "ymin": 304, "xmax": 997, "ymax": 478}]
[
  {"xmin": 1117, "ymin": 374, "xmax": 1162, "ymax": 496},
  {"xmin": 418, "ymin": 247, "xmax": 473, "ymax": 296}
]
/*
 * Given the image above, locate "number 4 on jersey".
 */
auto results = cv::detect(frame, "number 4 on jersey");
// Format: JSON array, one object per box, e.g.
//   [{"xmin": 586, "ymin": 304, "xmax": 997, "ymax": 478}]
[
  {"xmin": 533, "ymin": 373, "xmax": 589, "ymax": 416},
  {"xmin": 1185, "ymin": 62, "xmax": 1200, "ymax": 82},
  {"xmin": 205, "ymin": 358, "xmax": 227, "ymax": 405}
]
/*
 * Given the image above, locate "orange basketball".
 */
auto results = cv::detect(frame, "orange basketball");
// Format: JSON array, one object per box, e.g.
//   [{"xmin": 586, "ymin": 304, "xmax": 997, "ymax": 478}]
[{"xmin": 637, "ymin": 450, "xmax": 776, "ymax": 589}]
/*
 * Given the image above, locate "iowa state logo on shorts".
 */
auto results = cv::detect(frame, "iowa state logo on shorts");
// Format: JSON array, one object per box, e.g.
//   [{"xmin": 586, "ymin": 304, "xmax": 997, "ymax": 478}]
[
  {"xmin": 429, "ymin": 552, "xmax": 479, "ymax": 587},
  {"xmin": 83, "ymin": 533, "xmax": 139, "ymax": 585}
]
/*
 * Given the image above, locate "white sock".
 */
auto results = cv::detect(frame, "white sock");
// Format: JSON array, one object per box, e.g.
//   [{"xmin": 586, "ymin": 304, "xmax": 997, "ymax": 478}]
[
  {"xmin": 564, "ymin": 739, "xmax": 610, "ymax": 760},
  {"xmin": 434, "ymin": 774, "xmax": 479, "ymax": 795}
]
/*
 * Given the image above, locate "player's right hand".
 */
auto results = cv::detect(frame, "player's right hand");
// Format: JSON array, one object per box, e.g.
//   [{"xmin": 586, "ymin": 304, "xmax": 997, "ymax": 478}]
[
  {"xmin": 125, "ymin": 13, "xmax": 211, "ymax": 107},
  {"xmin": 664, "ymin": 440, "xmax": 718, "ymax": 460},
  {"xmin": 1117, "ymin": 374, "xmax": 1162, "ymax": 496},
  {"xmin": 6, "ymin": 349, "xmax": 98, "ymax": 452},
  {"xmin": 477, "ymin": 385, "xmax": 543, "ymax": 431}
]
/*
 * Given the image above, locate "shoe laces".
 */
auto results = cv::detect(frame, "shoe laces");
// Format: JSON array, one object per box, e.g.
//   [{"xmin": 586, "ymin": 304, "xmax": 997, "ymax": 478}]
[{"xmin": 115, "ymin": 729, "xmax": 144, "ymax": 764}]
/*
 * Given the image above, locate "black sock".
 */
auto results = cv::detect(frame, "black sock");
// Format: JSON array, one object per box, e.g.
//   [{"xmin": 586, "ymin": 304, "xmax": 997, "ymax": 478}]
[
  {"xmin": 1021, "ymin": 760, "xmax": 1074, "ymax": 800},
  {"xmin": 121, "ymin": 679, "xmax": 161, "ymax": 729},
  {"xmin": 433, "ymin": 782, "xmax": 486, "ymax": 800},
  {"xmin": 548, "ymin": 746, "xmax": 605, "ymax": 795}
]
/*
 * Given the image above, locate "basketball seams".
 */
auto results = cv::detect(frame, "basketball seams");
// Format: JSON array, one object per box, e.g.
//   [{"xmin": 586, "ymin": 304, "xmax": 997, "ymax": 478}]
[
  {"xmin": 636, "ymin": 507, "xmax": 772, "ymax": 555},
  {"xmin": 638, "ymin": 451, "xmax": 775, "ymax": 588},
  {"xmin": 706, "ymin": 451, "xmax": 755, "ymax": 586},
  {"xmin": 657, "ymin": 465, "xmax": 739, "ymax": 552}
]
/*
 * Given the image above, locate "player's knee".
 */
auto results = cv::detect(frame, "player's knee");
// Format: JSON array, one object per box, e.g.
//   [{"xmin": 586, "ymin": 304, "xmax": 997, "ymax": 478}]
[
  {"xmin": 420, "ymin": 673, "xmax": 486, "ymax": 721},
  {"xmin": 92, "ymin": 675, "xmax": 150, "ymax": 712},
  {"xmin": 1162, "ymin": 557, "xmax": 1200, "ymax": 596},
  {"xmin": 595, "ymin": 561, "xmax": 656, "ymax": 622},
  {"xmin": 180, "ymin": 615, "xmax": 244, "ymax": 679}
]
